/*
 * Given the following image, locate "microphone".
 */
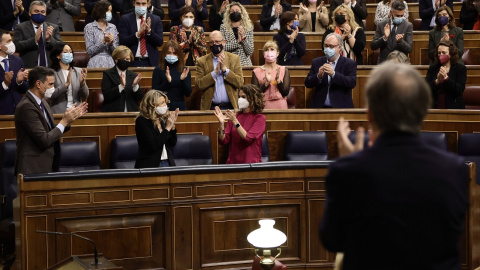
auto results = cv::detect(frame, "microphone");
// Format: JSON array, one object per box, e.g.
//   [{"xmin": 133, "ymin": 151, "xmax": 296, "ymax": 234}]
[{"xmin": 36, "ymin": 230, "xmax": 100, "ymax": 266}]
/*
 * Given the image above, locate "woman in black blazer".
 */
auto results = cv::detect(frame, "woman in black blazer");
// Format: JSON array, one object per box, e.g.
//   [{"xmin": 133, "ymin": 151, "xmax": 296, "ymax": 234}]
[
  {"xmin": 426, "ymin": 40, "xmax": 466, "ymax": 109},
  {"xmin": 260, "ymin": 0, "xmax": 292, "ymax": 31},
  {"xmin": 273, "ymin": 11, "xmax": 306, "ymax": 66},
  {"xmin": 135, "ymin": 90, "xmax": 179, "ymax": 168},
  {"xmin": 101, "ymin": 46, "xmax": 143, "ymax": 112}
]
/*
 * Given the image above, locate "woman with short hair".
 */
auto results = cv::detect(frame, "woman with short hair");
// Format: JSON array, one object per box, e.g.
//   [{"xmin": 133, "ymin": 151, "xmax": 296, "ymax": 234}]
[{"xmin": 273, "ymin": 11, "xmax": 306, "ymax": 66}]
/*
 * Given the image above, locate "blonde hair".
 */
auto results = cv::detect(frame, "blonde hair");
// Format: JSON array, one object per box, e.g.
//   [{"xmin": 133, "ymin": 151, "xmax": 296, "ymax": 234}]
[
  {"xmin": 328, "ymin": 4, "xmax": 360, "ymax": 30},
  {"xmin": 222, "ymin": 2, "xmax": 253, "ymax": 32},
  {"xmin": 263, "ymin": 40, "xmax": 279, "ymax": 52},
  {"xmin": 112, "ymin": 45, "xmax": 134, "ymax": 61},
  {"xmin": 138, "ymin": 90, "xmax": 170, "ymax": 124}
]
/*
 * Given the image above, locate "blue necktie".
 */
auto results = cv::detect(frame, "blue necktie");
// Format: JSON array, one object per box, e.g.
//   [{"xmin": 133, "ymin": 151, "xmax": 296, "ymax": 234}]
[
  {"xmin": 40, "ymin": 102, "xmax": 52, "ymax": 129},
  {"xmin": 36, "ymin": 26, "xmax": 47, "ymax": 67},
  {"xmin": 2, "ymin": 59, "xmax": 9, "ymax": 72}
]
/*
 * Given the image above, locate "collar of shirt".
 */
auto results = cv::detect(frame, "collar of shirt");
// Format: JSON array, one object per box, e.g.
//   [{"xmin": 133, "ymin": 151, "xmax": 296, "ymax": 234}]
[
  {"xmin": 137, "ymin": 14, "xmax": 146, "ymax": 21},
  {"xmin": 0, "ymin": 55, "xmax": 7, "ymax": 62},
  {"xmin": 328, "ymin": 55, "xmax": 340, "ymax": 66},
  {"xmin": 32, "ymin": 22, "xmax": 42, "ymax": 32},
  {"xmin": 28, "ymin": 90, "xmax": 42, "ymax": 105}
]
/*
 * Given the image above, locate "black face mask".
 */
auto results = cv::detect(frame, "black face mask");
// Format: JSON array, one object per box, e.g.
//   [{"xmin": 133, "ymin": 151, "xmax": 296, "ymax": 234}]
[
  {"xmin": 210, "ymin": 44, "xmax": 223, "ymax": 55},
  {"xmin": 229, "ymin": 12, "xmax": 242, "ymax": 22},
  {"xmin": 117, "ymin": 59, "xmax": 130, "ymax": 71},
  {"xmin": 334, "ymin": 14, "xmax": 346, "ymax": 25}
]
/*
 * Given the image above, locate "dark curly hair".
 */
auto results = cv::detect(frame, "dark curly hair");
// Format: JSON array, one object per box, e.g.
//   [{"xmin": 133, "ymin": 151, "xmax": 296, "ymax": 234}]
[
  {"xmin": 50, "ymin": 43, "xmax": 74, "ymax": 71},
  {"xmin": 434, "ymin": 40, "xmax": 459, "ymax": 65},
  {"xmin": 240, "ymin": 84, "xmax": 264, "ymax": 114}
]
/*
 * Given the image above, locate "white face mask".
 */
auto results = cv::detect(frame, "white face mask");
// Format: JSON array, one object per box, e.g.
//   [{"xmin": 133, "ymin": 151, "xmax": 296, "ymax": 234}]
[
  {"xmin": 182, "ymin": 18, "xmax": 194, "ymax": 28},
  {"xmin": 3, "ymin": 42, "xmax": 15, "ymax": 55},
  {"xmin": 155, "ymin": 105, "xmax": 168, "ymax": 115},
  {"xmin": 238, "ymin": 97, "xmax": 250, "ymax": 109},
  {"xmin": 44, "ymin": 87, "xmax": 55, "ymax": 99}
]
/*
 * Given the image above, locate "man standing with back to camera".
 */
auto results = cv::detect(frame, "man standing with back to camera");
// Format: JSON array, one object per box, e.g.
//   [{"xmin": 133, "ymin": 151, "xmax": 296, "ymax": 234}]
[{"xmin": 320, "ymin": 62, "xmax": 469, "ymax": 269}]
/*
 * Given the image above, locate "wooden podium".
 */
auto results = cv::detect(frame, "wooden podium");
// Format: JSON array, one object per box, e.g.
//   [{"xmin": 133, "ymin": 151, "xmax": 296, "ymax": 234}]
[{"xmin": 47, "ymin": 254, "xmax": 122, "ymax": 270}]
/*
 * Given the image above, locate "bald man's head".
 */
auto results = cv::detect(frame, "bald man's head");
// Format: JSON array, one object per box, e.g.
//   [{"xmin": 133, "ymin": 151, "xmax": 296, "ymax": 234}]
[{"xmin": 365, "ymin": 62, "xmax": 432, "ymax": 134}]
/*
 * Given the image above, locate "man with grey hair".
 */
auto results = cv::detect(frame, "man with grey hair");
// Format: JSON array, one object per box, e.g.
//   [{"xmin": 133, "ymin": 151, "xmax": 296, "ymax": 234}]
[
  {"xmin": 371, "ymin": 0, "xmax": 413, "ymax": 64},
  {"xmin": 13, "ymin": 0, "xmax": 62, "ymax": 68},
  {"xmin": 320, "ymin": 62, "xmax": 469, "ymax": 269},
  {"xmin": 305, "ymin": 32, "xmax": 357, "ymax": 108}
]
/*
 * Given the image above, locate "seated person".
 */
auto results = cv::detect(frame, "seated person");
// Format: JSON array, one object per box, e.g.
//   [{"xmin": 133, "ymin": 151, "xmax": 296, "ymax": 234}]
[
  {"xmin": 84, "ymin": 1, "xmax": 118, "ymax": 68},
  {"xmin": 428, "ymin": 6, "xmax": 464, "ymax": 64},
  {"xmin": 260, "ymin": 0, "xmax": 292, "ymax": 32},
  {"xmin": 152, "ymin": 41, "xmax": 192, "ymax": 111},
  {"xmin": 426, "ymin": 40, "xmax": 466, "ymax": 109},
  {"xmin": 220, "ymin": 2, "xmax": 254, "ymax": 66},
  {"xmin": 215, "ymin": 84, "xmax": 266, "ymax": 164},
  {"xmin": 170, "ymin": 6, "xmax": 207, "ymax": 66},
  {"xmin": 135, "ymin": 90, "xmax": 179, "ymax": 168},
  {"xmin": 48, "ymin": 43, "xmax": 89, "ymax": 114},
  {"xmin": 45, "ymin": 0, "xmax": 82, "ymax": 31},
  {"xmin": 322, "ymin": 4, "xmax": 366, "ymax": 65},
  {"xmin": 298, "ymin": 0, "xmax": 328, "ymax": 33},
  {"xmin": 101, "ymin": 46, "xmax": 143, "ymax": 112},
  {"xmin": 274, "ymin": 11, "xmax": 306, "ymax": 66},
  {"xmin": 374, "ymin": 0, "xmax": 409, "ymax": 27},
  {"xmin": 460, "ymin": 0, "xmax": 480, "ymax": 30},
  {"xmin": 252, "ymin": 41, "xmax": 290, "ymax": 109},
  {"xmin": 387, "ymin": 50, "xmax": 410, "ymax": 64}
]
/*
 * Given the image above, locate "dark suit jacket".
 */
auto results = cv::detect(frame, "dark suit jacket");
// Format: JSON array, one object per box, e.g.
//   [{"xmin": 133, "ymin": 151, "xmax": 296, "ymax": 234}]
[
  {"xmin": 101, "ymin": 67, "xmax": 143, "ymax": 112},
  {"xmin": 273, "ymin": 32, "xmax": 306, "ymax": 66},
  {"xmin": 45, "ymin": 0, "xmax": 81, "ymax": 31},
  {"xmin": 428, "ymin": 27, "xmax": 464, "ymax": 63},
  {"xmin": 419, "ymin": 0, "xmax": 453, "ymax": 30},
  {"xmin": 13, "ymin": 21, "xmax": 62, "ymax": 68},
  {"xmin": 119, "ymin": 12, "xmax": 163, "ymax": 67},
  {"xmin": 319, "ymin": 131, "xmax": 469, "ymax": 270},
  {"xmin": 304, "ymin": 55, "xmax": 357, "ymax": 108},
  {"xmin": 371, "ymin": 18, "xmax": 413, "ymax": 64},
  {"xmin": 0, "ymin": 55, "xmax": 29, "ymax": 115},
  {"xmin": 426, "ymin": 62, "xmax": 466, "ymax": 109},
  {"xmin": 134, "ymin": 115, "xmax": 177, "ymax": 168},
  {"xmin": 14, "ymin": 91, "xmax": 63, "ymax": 175},
  {"xmin": 330, "ymin": 0, "xmax": 367, "ymax": 28},
  {"xmin": 121, "ymin": 0, "xmax": 164, "ymax": 19},
  {"xmin": 460, "ymin": 1, "xmax": 479, "ymax": 30},
  {"xmin": 0, "ymin": 0, "xmax": 30, "ymax": 31},
  {"xmin": 168, "ymin": 0, "xmax": 208, "ymax": 28},
  {"xmin": 84, "ymin": 0, "xmax": 122, "ymax": 27},
  {"xmin": 260, "ymin": 4, "xmax": 292, "ymax": 31}
]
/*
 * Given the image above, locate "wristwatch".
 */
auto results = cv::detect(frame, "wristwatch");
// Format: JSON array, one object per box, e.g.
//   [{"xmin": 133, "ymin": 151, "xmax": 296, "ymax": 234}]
[{"xmin": 235, "ymin": 123, "xmax": 241, "ymax": 129}]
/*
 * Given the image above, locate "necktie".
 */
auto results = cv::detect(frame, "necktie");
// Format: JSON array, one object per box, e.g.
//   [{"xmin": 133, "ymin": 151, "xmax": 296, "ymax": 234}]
[
  {"xmin": 391, "ymin": 25, "xmax": 397, "ymax": 41},
  {"xmin": 36, "ymin": 26, "xmax": 47, "ymax": 67},
  {"xmin": 2, "ymin": 59, "xmax": 9, "ymax": 72},
  {"xmin": 139, "ymin": 17, "xmax": 147, "ymax": 56},
  {"xmin": 40, "ymin": 102, "xmax": 52, "ymax": 130}
]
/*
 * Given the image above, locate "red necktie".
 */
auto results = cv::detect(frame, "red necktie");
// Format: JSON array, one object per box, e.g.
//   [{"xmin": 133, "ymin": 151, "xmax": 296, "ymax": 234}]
[{"xmin": 140, "ymin": 17, "xmax": 147, "ymax": 56}]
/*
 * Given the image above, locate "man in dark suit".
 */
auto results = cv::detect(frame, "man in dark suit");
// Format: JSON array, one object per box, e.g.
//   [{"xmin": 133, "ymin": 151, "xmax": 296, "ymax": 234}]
[
  {"xmin": 121, "ymin": 0, "xmax": 164, "ymax": 19},
  {"xmin": 419, "ymin": 0, "xmax": 453, "ymax": 30},
  {"xmin": 305, "ymin": 33, "xmax": 356, "ymax": 108},
  {"xmin": 371, "ymin": 0, "xmax": 412, "ymax": 64},
  {"xmin": 329, "ymin": 0, "xmax": 367, "ymax": 28},
  {"xmin": 169, "ymin": 0, "xmax": 207, "ymax": 28},
  {"xmin": 14, "ymin": 66, "xmax": 87, "ymax": 175},
  {"xmin": 119, "ymin": 0, "xmax": 163, "ymax": 67},
  {"xmin": 319, "ymin": 62, "xmax": 469, "ymax": 269},
  {"xmin": 0, "ymin": 30, "xmax": 29, "ymax": 115},
  {"xmin": 0, "ymin": 0, "xmax": 30, "ymax": 31},
  {"xmin": 13, "ymin": 0, "xmax": 62, "ymax": 68},
  {"xmin": 44, "ymin": 0, "xmax": 82, "ymax": 31}
]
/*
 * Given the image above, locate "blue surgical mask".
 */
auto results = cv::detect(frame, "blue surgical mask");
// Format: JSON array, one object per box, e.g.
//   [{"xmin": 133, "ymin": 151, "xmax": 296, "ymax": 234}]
[
  {"xmin": 135, "ymin": 6, "xmax": 147, "ymax": 16},
  {"xmin": 61, "ymin": 53, "xmax": 73, "ymax": 64},
  {"xmin": 291, "ymin": 20, "xmax": 299, "ymax": 30},
  {"xmin": 165, "ymin": 55, "xmax": 178, "ymax": 64},
  {"xmin": 324, "ymin": 47, "xmax": 336, "ymax": 59},
  {"xmin": 31, "ymin": 13, "xmax": 46, "ymax": 24},
  {"xmin": 392, "ymin": 17, "xmax": 403, "ymax": 25},
  {"xmin": 105, "ymin": 12, "xmax": 112, "ymax": 22}
]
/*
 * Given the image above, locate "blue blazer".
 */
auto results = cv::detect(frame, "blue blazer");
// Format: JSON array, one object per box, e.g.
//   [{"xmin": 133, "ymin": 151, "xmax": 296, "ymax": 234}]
[
  {"xmin": 320, "ymin": 131, "xmax": 469, "ymax": 269},
  {"xmin": 0, "ymin": 55, "xmax": 29, "ymax": 115},
  {"xmin": 168, "ymin": 0, "xmax": 208, "ymax": 28},
  {"xmin": 119, "ymin": 12, "xmax": 163, "ymax": 67},
  {"xmin": 304, "ymin": 55, "xmax": 357, "ymax": 108}
]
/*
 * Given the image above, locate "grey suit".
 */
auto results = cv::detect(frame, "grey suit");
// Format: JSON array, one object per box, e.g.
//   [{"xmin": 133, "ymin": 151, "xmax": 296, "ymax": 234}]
[
  {"xmin": 49, "ymin": 67, "xmax": 89, "ymax": 114},
  {"xmin": 13, "ymin": 21, "xmax": 62, "ymax": 68},
  {"xmin": 44, "ymin": 0, "xmax": 82, "ymax": 31},
  {"xmin": 370, "ymin": 18, "xmax": 413, "ymax": 64}
]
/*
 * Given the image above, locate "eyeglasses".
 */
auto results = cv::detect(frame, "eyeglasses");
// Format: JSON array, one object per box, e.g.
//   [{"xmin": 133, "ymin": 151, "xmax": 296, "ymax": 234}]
[
  {"xmin": 209, "ymin": 40, "xmax": 224, "ymax": 45},
  {"xmin": 324, "ymin": 44, "xmax": 338, "ymax": 49}
]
